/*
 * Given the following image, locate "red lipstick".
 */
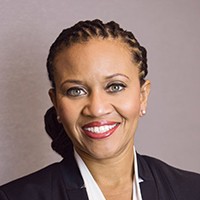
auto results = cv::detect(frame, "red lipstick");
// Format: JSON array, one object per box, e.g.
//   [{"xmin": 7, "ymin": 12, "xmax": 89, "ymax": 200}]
[{"xmin": 82, "ymin": 121, "xmax": 120, "ymax": 139}]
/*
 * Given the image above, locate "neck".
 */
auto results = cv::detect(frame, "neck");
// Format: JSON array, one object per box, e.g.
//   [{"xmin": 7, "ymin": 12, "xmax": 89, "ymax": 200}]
[{"xmin": 76, "ymin": 142, "xmax": 134, "ymax": 189}]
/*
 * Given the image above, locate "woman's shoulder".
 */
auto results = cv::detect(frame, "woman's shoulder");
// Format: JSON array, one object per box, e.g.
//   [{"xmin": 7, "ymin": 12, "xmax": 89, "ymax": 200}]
[
  {"xmin": 1, "ymin": 161, "xmax": 62, "ymax": 186},
  {"xmin": 0, "ymin": 161, "xmax": 63, "ymax": 199},
  {"xmin": 138, "ymin": 153, "xmax": 200, "ymax": 199},
  {"xmin": 140, "ymin": 153, "xmax": 200, "ymax": 179}
]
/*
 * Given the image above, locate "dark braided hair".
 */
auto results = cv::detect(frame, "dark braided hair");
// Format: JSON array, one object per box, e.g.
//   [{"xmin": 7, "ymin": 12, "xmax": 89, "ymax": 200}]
[
  {"xmin": 45, "ymin": 19, "xmax": 149, "ymax": 157},
  {"xmin": 46, "ymin": 19, "xmax": 148, "ymax": 88}
]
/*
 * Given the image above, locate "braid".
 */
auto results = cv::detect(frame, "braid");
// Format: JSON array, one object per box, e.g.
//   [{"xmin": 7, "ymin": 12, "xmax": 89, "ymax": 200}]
[{"xmin": 47, "ymin": 19, "xmax": 148, "ymax": 88}]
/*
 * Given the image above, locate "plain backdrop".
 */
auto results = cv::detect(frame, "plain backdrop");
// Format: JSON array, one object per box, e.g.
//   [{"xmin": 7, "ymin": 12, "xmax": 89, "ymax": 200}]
[{"xmin": 0, "ymin": 0, "xmax": 200, "ymax": 185}]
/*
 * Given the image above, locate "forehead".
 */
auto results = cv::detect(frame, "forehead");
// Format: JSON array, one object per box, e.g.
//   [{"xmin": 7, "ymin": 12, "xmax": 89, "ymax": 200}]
[{"xmin": 54, "ymin": 38, "xmax": 138, "ymax": 78}]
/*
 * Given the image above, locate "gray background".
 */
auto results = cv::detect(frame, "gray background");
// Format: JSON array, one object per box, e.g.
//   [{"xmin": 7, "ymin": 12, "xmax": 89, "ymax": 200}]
[{"xmin": 0, "ymin": 0, "xmax": 199, "ymax": 185}]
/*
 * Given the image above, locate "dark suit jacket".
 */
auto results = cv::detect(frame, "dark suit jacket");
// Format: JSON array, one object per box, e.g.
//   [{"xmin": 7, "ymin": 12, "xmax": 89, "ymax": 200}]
[{"xmin": 0, "ymin": 150, "xmax": 200, "ymax": 200}]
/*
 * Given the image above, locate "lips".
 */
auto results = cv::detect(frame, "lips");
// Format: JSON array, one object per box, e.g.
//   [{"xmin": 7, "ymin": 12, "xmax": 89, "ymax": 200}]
[{"xmin": 82, "ymin": 121, "xmax": 120, "ymax": 139}]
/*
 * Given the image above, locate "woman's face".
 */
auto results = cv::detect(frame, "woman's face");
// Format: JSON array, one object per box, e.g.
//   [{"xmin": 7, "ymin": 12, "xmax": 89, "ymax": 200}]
[{"xmin": 49, "ymin": 38, "xmax": 150, "ymax": 160}]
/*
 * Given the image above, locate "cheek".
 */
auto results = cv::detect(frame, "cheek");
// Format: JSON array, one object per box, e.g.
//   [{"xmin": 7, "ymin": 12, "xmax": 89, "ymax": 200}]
[
  {"xmin": 57, "ymin": 100, "xmax": 79, "ymax": 128},
  {"xmin": 116, "ymin": 92, "xmax": 141, "ymax": 119},
  {"xmin": 58, "ymin": 103, "xmax": 81, "ymax": 143}
]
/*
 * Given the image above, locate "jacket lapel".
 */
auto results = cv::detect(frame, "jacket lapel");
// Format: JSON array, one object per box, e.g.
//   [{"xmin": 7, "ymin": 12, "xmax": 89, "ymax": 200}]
[
  {"xmin": 59, "ymin": 146, "xmax": 89, "ymax": 200},
  {"xmin": 137, "ymin": 153, "xmax": 159, "ymax": 200},
  {"xmin": 140, "ymin": 180, "xmax": 159, "ymax": 200},
  {"xmin": 137, "ymin": 153, "xmax": 178, "ymax": 200}
]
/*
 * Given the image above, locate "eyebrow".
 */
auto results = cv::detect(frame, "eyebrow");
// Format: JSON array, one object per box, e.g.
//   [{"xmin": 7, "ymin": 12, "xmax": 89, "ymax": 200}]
[{"xmin": 105, "ymin": 73, "xmax": 130, "ymax": 80}]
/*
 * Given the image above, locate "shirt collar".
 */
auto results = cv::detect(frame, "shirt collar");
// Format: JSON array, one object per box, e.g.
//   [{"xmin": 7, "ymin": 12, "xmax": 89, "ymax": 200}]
[{"xmin": 74, "ymin": 146, "xmax": 143, "ymax": 200}]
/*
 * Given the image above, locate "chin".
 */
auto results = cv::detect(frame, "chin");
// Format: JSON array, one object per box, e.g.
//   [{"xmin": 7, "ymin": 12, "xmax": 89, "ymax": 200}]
[{"xmin": 85, "ymin": 145, "xmax": 122, "ymax": 160}]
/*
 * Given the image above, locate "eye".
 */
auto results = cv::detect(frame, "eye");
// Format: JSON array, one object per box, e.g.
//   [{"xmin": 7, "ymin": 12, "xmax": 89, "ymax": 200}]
[
  {"xmin": 106, "ymin": 83, "xmax": 126, "ymax": 93},
  {"xmin": 66, "ymin": 87, "xmax": 87, "ymax": 97}
]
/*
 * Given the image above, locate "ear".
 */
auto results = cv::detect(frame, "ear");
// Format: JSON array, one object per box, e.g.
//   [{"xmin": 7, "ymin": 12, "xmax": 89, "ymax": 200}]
[
  {"xmin": 49, "ymin": 89, "xmax": 62, "ymax": 123},
  {"xmin": 48, "ymin": 88, "xmax": 58, "ymax": 110},
  {"xmin": 140, "ymin": 80, "xmax": 151, "ymax": 117}
]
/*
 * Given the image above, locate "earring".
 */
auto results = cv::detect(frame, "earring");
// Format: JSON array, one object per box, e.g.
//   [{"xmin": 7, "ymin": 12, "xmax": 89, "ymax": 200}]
[
  {"xmin": 141, "ymin": 110, "xmax": 146, "ymax": 116},
  {"xmin": 57, "ymin": 115, "xmax": 61, "ymax": 123}
]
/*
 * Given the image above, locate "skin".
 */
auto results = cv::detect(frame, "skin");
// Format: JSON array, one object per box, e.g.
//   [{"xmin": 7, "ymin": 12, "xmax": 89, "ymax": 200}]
[{"xmin": 49, "ymin": 38, "xmax": 150, "ymax": 199}]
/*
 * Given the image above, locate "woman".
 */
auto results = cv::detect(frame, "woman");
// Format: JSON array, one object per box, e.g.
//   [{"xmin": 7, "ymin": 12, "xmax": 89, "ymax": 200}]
[{"xmin": 0, "ymin": 19, "xmax": 199, "ymax": 200}]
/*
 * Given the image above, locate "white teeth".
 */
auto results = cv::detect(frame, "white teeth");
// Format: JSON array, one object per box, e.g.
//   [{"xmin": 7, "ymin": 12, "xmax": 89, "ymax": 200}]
[{"xmin": 84, "ymin": 124, "xmax": 117, "ymax": 134}]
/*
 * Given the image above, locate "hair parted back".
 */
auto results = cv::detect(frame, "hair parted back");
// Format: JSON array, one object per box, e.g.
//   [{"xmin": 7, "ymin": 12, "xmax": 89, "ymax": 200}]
[{"xmin": 46, "ymin": 19, "xmax": 148, "ymax": 88}]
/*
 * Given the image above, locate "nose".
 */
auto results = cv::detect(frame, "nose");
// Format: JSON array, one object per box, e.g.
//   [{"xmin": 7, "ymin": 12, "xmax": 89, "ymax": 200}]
[{"xmin": 82, "ymin": 91, "xmax": 113, "ymax": 118}]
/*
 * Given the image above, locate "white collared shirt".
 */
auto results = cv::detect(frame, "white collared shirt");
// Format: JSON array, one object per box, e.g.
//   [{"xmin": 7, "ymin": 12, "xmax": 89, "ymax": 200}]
[{"xmin": 74, "ymin": 147, "xmax": 143, "ymax": 200}]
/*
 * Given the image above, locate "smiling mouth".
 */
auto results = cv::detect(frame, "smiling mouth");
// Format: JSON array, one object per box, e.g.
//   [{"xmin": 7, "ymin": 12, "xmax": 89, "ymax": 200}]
[{"xmin": 82, "ymin": 122, "xmax": 120, "ymax": 139}]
